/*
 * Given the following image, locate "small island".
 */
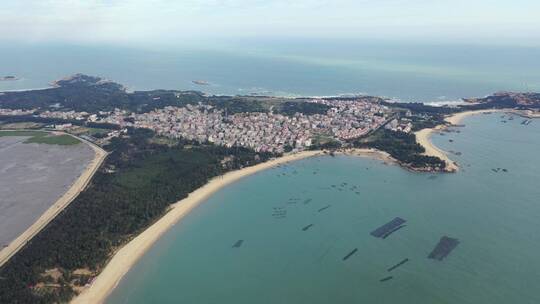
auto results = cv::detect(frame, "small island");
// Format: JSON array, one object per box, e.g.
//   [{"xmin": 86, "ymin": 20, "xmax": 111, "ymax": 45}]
[
  {"xmin": 0, "ymin": 75, "xmax": 19, "ymax": 81},
  {"xmin": 192, "ymin": 80, "xmax": 210, "ymax": 85}
]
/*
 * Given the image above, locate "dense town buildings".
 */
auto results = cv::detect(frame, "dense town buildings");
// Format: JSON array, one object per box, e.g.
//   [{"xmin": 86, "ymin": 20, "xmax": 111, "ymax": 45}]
[{"xmin": 8, "ymin": 98, "xmax": 397, "ymax": 153}]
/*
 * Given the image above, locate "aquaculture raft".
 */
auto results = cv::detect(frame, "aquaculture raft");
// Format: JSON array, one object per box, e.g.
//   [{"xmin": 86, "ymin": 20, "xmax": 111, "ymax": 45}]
[
  {"xmin": 428, "ymin": 236, "xmax": 459, "ymax": 261},
  {"xmin": 370, "ymin": 217, "xmax": 407, "ymax": 239}
]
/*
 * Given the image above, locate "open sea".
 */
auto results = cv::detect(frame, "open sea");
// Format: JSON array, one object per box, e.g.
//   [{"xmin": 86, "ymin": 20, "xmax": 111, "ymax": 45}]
[
  {"xmin": 1, "ymin": 40, "xmax": 539, "ymax": 102},
  {"xmin": 108, "ymin": 112, "xmax": 540, "ymax": 303}
]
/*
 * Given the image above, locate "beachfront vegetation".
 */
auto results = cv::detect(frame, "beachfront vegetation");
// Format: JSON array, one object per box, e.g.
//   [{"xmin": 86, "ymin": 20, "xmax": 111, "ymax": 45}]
[
  {"xmin": 309, "ymin": 134, "xmax": 342, "ymax": 150},
  {"xmin": 353, "ymin": 129, "xmax": 446, "ymax": 171},
  {"xmin": 0, "ymin": 128, "xmax": 274, "ymax": 304}
]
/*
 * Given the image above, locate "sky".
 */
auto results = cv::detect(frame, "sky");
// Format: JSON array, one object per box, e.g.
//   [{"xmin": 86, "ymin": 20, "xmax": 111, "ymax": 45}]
[{"xmin": 1, "ymin": 0, "xmax": 540, "ymax": 46}]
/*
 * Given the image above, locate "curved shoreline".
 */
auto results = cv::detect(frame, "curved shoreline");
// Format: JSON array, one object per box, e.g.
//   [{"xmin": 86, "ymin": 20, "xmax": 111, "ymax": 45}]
[
  {"xmin": 71, "ymin": 107, "xmax": 535, "ymax": 303},
  {"xmin": 72, "ymin": 150, "xmax": 322, "ymax": 304},
  {"xmin": 0, "ymin": 132, "xmax": 108, "ymax": 267},
  {"xmin": 414, "ymin": 109, "xmax": 520, "ymax": 172},
  {"xmin": 72, "ymin": 148, "xmax": 397, "ymax": 304},
  {"xmin": 415, "ymin": 127, "xmax": 458, "ymax": 172}
]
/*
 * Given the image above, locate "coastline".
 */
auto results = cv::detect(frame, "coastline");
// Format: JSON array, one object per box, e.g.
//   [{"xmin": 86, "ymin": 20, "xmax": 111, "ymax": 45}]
[
  {"xmin": 0, "ymin": 132, "xmax": 107, "ymax": 267},
  {"xmin": 338, "ymin": 148, "xmax": 396, "ymax": 165},
  {"xmin": 72, "ymin": 150, "xmax": 323, "ymax": 304},
  {"xmin": 414, "ymin": 109, "xmax": 515, "ymax": 172},
  {"xmin": 69, "ymin": 109, "xmax": 538, "ymax": 303},
  {"xmin": 72, "ymin": 147, "xmax": 408, "ymax": 304},
  {"xmin": 444, "ymin": 109, "xmax": 503, "ymax": 125},
  {"xmin": 415, "ymin": 127, "xmax": 458, "ymax": 172}
]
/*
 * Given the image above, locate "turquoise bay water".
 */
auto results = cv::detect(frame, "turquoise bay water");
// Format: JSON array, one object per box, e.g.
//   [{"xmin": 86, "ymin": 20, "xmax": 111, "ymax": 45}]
[
  {"xmin": 108, "ymin": 114, "xmax": 540, "ymax": 304},
  {"xmin": 1, "ymin": 41, "xmax": 539, "ymax": 102}
]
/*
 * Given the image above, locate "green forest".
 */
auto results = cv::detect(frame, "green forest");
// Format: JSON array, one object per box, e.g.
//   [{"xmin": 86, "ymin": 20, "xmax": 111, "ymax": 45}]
[
  {"xmin": 0, "ymin": 128, "xmax": 274, "ymax": 303},
  {"xmin": 354, "ymin": 129, "xmax": 447, "ymax": 171}
]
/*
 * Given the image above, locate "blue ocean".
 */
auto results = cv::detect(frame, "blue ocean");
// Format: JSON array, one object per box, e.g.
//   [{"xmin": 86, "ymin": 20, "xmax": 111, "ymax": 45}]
[
  {"xmin": 108, "ymin": 113, "xmax": 540, "ymax": 304},
  {"xmin": 1, "ymin": 39, "xmax": 539, "ymax": 102}
]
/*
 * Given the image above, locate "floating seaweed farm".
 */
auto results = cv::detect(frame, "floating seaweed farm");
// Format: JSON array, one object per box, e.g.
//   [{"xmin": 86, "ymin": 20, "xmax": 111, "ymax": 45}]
[
  {"xmin": 272, "ymin": 207, "xmax": 287, "ymax": 219},
  {"xmin": 370, "ymin": 217, "xmax": 407, "ymax": 239},
  {"xmin": 428, "ymin": 236, "xmax": 460, "ymax": 261},
  {"xmin": 232, "ymin": 240, "xmax": 244, "ymax": 248},
  {"xmin": 287, "ymin": 198, "xmax": 300, "ymax": 204},
  {"xmin": 302, "ymin": 224, "xmax": 314, "ymax": 231},
  {"xmin": 342, "ymin": 248, "xmax": 358, "ymax": 261},
  {"xmin": 387, "ymin": 258, "xmax": 409, "ymax": 272},
  {"xmin": 318, "ymin": 205, "xmax": 331, "ymax": 212}
]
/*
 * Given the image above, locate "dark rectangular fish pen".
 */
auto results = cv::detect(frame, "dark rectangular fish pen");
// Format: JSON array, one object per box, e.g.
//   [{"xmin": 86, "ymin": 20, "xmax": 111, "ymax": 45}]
[
  {"xmin": 370, "ymin": 217, "xmax": 407, "ymax": 238},
  {"xmin": 428, "ymin": 236, "xmax": 459, "ymax": 261}
]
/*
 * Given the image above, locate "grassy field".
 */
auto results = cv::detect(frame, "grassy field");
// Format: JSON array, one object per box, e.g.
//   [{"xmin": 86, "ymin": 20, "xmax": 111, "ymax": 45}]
[
  {"xmin": 68, "ymin": 126, "xmax": 109, "ymax": 137},
  {"xmin": 0, "ymin": 122, "xmax": 44, "ymax": 130},
  {"xmin": 0, "ymin": 130, "xmax": 81, "ymax": 145}
]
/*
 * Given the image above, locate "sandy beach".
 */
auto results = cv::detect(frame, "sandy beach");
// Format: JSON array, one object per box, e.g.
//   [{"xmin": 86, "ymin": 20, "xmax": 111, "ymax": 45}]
[
  {"xmin": 444, "ymin": 109, "xmax": 506, "ymax": 125},
  {"xmin": 415, "ymin": 109, "xmax": 514, "ymax": 172},
  {"xmin": 339, "ymin": 148, "xmax": 396, "ymax": 164},
  {"xmin": 414, "ymin": 127, "xmax": 458, "ymax": 172},
  {"xmin": 72, "ymin": 107, "xmax": 538, "ymax": 303},
  {"xmin": 0, "ymin": 133, "xmax": 107, "ymax": 267},
  {"xmin": 72, "ymin": 150, "xmax": 323, "ymax": 304}
]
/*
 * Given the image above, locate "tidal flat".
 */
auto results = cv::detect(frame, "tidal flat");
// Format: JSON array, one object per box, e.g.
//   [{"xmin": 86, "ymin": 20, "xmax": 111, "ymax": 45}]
[{"xmin": 0, "ymin": 136, "xmax": 94, "ymax": 247}]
